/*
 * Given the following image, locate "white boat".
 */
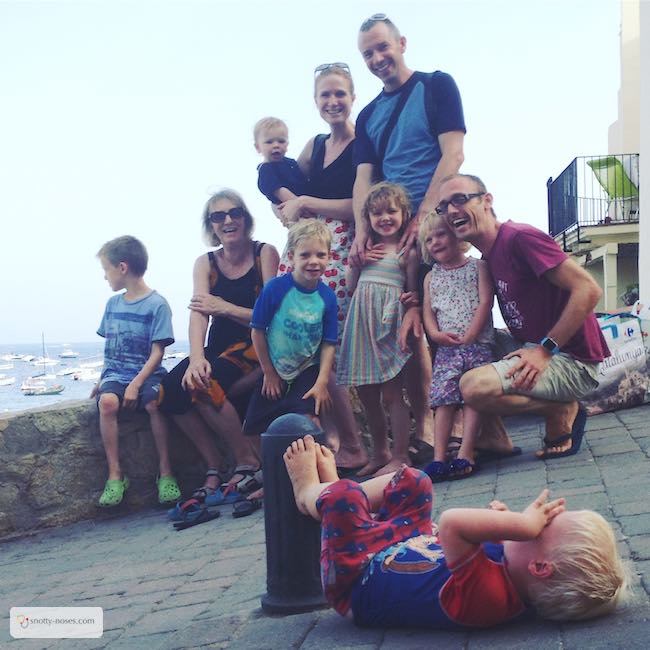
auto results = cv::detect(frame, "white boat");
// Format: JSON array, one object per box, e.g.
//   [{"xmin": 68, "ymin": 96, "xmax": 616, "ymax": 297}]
[
  {"xmin": 0, "ymin": 376, "xmax": 16, "ymax": 386},
  {"xmin": 80, "ymin": 359, "xmax": 104, "ymax": 369},
  {"xmin": 0, "ymin": 363, "xmax": 14, "ymax": 370},
  {"xmin": 59, "ymin": 345, "xmax": 80, "ymax": 359},
  {"xmin": 73, "ymin": 369, "xmax": 101, "ymax": 382},
  {"xmin": 21, "ymin": 355, "xmax": 35, "ymax": 363},
  {"xmin": 23, "ymin": 383, "xmax": 65, "ymax": 396},
  {"xmin": 164, "ymin": 351, "xmax": 189, "ymax": 360},
  {"xmin": 58, "ymin": 366, "xmax": 84, "ymax": 377},
  {"xmin": 32, "ymin": 356, "xmax": 59, "ymax": 367}
]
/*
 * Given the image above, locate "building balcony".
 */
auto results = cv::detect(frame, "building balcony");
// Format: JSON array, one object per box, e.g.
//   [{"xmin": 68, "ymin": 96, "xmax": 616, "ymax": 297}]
[
  {"xmin": 547, "ymin": 154, "xmax": 640, "ymax": 311},
  {"xmin": 547, "ymin": 153, "xmax": 639, "ymax": 254}
]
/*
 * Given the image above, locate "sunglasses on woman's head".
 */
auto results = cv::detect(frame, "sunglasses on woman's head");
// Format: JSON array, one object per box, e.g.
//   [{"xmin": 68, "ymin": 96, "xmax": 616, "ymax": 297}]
[
  {"xmin": 209, "ymin": 207, "xmax": 246, "ymax": 223},
  {"xmin": 314, "ymin": 62, "xmax": 351, "ymax": 76}
]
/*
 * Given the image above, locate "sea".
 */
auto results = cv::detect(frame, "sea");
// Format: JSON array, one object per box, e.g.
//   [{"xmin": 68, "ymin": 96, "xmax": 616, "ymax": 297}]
[{"xmin": 0, "ymin": 341, "xmax": 189, "ymax": 415}]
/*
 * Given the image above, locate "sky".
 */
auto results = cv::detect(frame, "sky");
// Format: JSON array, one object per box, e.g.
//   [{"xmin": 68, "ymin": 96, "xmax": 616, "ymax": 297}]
[{"xmin": 0, "ymin": 0, "xmax": 622, "ymax": 345}]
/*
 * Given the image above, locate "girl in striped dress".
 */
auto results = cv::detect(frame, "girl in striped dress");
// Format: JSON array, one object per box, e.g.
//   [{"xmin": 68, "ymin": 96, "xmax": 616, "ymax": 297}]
[{"xmin": 336, "ymin": 183, "xmax": 418, "ymax": 476}]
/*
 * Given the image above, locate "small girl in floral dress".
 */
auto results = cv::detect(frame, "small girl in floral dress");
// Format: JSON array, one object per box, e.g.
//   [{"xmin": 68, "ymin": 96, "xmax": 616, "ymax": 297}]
[{"xmin": 419, "ymin": 212, "xmax": 495, "ymax": 482}]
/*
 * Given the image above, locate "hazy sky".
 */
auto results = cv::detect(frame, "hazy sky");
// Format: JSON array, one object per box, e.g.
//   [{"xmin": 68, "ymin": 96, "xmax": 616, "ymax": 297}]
[{"xmin": 0, "ymin": 0, "xmax": 621, "ymax": 345}]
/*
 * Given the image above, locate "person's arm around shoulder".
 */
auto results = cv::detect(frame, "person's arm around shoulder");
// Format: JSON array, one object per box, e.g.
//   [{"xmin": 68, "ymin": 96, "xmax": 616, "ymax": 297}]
[
  {"xmin": 505, "ymin": 257, "xmax": 602, "ymax": 391},
  {"xmin": 350, "ymin": 162, "xmax": 374, "ymax": 266},
  {"xmin": 460, "ymin": 259, "xmax": 494, "ymax": 344},
  {"xmin": 183, "ymin": 254, "xmax": 213, "ymax": 391},
  {"xmin": 438, "ymin": 489, "xmax": 565, "ymax": 568},
  {"xmin": 123, "ymin": 341, "xmax": 166, "ymax": 409}
]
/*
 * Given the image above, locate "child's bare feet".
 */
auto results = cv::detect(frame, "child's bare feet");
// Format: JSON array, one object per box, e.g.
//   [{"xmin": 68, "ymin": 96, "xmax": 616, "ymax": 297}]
[
  {"xmin": 283, "ymin": 435, "xmax": 320, "ymax": 516},
  {"xmin": 357, "ymin": 452, "xmax": 392, "ymax": 477},
  {"xmin": 372, "ymin": 456, "xmax": 410, "ymax": 477},
  {"xmin": 316, "ymin": 443, "xmax": 339, "ymax": 482}
]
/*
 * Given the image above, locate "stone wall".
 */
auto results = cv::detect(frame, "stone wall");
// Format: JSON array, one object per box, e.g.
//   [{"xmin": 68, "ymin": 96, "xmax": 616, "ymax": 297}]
[{"xmin": 0, "ymin": 400, "xmax": 207, "ymax": 539}]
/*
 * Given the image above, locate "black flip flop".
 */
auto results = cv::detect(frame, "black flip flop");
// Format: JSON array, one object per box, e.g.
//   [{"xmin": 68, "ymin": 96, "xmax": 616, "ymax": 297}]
[
  {"xmin": 173, "ymin": 508, "xmax": 220, "ymax": 530},
  {"xmin": 232, "ymin": 498, "xmax": 262, "ymax": 518}
]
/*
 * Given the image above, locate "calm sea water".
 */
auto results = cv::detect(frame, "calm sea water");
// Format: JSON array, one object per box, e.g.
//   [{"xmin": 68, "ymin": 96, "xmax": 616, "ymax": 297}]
[{"xmin": 0, "ymin": 341, "xmax": 189, "ymax": 415}]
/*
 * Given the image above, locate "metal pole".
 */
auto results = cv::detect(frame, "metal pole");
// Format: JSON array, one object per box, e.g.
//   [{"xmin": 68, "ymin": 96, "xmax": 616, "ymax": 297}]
[{"xmin": 260, "ymin": 414, "xmax": 328, "ymax": 614}]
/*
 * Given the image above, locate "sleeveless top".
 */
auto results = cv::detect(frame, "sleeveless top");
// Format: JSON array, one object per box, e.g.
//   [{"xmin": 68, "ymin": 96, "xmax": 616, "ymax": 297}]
[
  {"xmin": 206, "ymin": 241, "xmax": 264, "ymax": 356},
  {"xmin": 307, "ymin": 133, "xmax": 356, "ymax": 198},
  {"xmin": 428, "ymin": 256, "xmax": 494, "ymax": 345}
]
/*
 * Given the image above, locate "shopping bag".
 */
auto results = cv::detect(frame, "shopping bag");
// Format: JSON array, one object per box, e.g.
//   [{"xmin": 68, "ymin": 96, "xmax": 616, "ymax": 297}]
[{"xmin": 583, "ymin": 313, "xmax": 650, "ymax": 415}]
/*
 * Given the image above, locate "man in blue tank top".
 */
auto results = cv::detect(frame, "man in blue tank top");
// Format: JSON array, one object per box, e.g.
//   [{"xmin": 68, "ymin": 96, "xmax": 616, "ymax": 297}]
[{"xmin": 351, "ymin": 14, "xmax": 466, "ymax": 261}]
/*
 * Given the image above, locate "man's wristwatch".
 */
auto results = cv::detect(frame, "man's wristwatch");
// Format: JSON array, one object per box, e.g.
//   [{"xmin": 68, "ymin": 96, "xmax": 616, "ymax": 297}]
[{"xmin": 539, "ymin": 336, "xmax": 560, "ymax": 354}]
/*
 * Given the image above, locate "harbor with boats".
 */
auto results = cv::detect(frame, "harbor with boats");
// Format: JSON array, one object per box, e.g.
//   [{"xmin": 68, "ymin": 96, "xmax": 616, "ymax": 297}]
[{"xmin": 0, "ymin": 341, "xmax": 188, "ymax": 413}]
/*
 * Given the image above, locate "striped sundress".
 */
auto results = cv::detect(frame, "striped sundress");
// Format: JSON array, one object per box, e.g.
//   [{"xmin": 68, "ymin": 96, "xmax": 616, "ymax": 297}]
[{"xmin": 336, "ymin": 252, "xmax": 412, "ymax": 386}]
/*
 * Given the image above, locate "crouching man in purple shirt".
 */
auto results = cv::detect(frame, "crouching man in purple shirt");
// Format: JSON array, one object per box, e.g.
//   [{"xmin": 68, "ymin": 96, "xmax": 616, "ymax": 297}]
[{"xmin": 437, "ymin": 173, "xmax": 609, "ymax": 459}]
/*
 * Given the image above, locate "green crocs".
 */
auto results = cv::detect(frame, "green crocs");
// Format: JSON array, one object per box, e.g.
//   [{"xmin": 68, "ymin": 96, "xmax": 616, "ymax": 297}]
[
  {"xmin": 99, "ymin": 477, "xmax": 129, "ymax": 507},
  {"xmin": 157, "ymin": 475, "xmax": 181, "ymax": 504}
]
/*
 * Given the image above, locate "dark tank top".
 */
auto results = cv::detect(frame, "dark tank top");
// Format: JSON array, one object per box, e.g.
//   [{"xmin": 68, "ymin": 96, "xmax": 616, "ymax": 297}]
[
  {"xmin": 206, "ymin": 241, "xmax": 264, "ymax": 356},
  {"xmin": 307, "ymin": 133, "xmax": 356, "ymax": 199}
]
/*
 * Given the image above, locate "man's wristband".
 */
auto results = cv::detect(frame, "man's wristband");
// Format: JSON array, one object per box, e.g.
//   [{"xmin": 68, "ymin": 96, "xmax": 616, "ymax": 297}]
[{"xmin": 539, "ymin": 336, "xmax": 560, "ymax": 354}]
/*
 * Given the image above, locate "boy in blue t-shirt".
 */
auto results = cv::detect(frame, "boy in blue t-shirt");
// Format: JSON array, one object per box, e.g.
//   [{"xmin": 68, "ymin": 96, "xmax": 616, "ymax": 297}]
[
  {"xmin": 93, "ymin": 236, "xmax": 180, "ymax": 507},
  {"xmin": 244, "ymin": 220, "xmax": 337, "ymax": 434},
  {"xmin": 254, "ymin": 116, "xmax": 307, "ymax": 205}
]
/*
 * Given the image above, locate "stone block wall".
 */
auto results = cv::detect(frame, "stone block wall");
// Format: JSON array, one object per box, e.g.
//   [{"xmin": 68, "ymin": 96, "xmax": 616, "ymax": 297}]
[{"xmin": 0, "ymin": 400, "xmax": 206, "ymax": 539}]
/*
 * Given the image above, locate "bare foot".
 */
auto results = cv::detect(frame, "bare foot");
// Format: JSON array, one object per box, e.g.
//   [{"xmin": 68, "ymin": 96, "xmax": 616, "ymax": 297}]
[
  {"xmin": 335, "ymin": 443, "xmax": 369, "ymax": 470},
  {"xmin": 357, "ymin": 452, "xmax": 392, "ymax": 477},
  {"xmin": 373, "ymin": 457, "xmax": 410, "ymax": 477},
  {"xmin": 283, "ymin": 435, "xmax": 319, "ymax": 515},
  {"xmin": 316, "ymin": 444, "xmax": 339, "ymax": 482},
  {"xmin": 247, "ymin": 487, "xmax": 263, "ymax": 501}
]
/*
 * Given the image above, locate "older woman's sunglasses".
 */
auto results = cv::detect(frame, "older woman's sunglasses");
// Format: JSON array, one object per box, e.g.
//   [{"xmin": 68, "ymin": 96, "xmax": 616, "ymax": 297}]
[{"xmin": 209, "ymin": 207, "xmax": 246, "ymax": 223}]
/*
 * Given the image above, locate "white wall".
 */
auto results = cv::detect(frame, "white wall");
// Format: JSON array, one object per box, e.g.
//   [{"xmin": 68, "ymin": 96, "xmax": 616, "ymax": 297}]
[{"xmin": 641, "ymin": 0, "xmax": 649, "ymax": 303}]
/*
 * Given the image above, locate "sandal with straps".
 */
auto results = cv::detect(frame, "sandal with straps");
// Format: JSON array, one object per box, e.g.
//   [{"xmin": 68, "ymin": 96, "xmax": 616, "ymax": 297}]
[{"xmin": 204, "ymin": 466, "xmax": 263, "ymax": 507}]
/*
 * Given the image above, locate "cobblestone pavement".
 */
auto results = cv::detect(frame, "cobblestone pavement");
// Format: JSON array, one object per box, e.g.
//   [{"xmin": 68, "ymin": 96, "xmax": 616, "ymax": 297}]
[{"xmin": 2, "ymin": 406, "xmax": 650, "ymax": 649}]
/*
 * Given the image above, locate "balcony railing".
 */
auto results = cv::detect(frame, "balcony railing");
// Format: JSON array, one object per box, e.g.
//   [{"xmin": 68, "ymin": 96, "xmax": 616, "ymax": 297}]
[{"xmin": 547, "ymin": 154, "xmax": 639, "ymax": 241}]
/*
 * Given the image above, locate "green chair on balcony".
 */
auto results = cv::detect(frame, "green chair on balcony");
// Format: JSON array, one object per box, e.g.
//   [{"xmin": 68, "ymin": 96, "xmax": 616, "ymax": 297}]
[{"xmin": 587, "ymin": 156, "xmax": 639, "ymax": 223}]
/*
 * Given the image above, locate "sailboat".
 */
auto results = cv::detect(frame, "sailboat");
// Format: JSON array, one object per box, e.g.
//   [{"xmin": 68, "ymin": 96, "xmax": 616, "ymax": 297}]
[{"xmin": 23, "ymin": 334, "xmax": 65, "ymax": 396}]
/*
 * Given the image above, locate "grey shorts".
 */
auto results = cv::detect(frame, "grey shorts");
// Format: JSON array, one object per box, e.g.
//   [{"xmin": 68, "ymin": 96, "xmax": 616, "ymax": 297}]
[
  {"xmin": 492, "ymin": 332, "xmax": 599, "ymax": 402},
  {"xmin": 97, "ymin": 379, "xmax": 161, "ymax": 410}
]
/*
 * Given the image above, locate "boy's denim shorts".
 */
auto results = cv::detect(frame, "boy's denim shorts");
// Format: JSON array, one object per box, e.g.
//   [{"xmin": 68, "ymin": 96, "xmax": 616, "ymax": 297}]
[
  {"xmin": 96, "ymin": 379, "xmax": 161, "ymax": 410},
  {"xmin": 492, "ymin": 332, "xmax": 599, "ymax": 402}
]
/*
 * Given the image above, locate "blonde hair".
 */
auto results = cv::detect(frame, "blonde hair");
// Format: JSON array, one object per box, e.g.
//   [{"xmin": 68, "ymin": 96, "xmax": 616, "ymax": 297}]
[
  {"xmin": 286, "ymin": 219, "xmax": 332, "ymax": 254},
  {"xmin": 314, "ymin": 65, "xmax": 355, "ymax": 96},
  {"xmin": 253, "ymin": 116, "xmax": 288, "ymax": 144},
  {"xmin": 362, "ymin": 182, "xmax": 411, "ymax": 244},
  {"xmin": 529, "ymin": 510, "xmax": 632, "ymax": 621},
  {"xmin": 201, "ymin": 189, "xmax": 254, "ymax": 247},
  {"xmin": 418, "ymin": 212, "xmax": 471, "ymax": 264}
]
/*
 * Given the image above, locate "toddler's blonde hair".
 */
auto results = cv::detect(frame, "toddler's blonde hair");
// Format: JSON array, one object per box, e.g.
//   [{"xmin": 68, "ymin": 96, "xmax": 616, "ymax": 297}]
[
  {"xmin": 418, "ymin": 211, "xmax": 470, "ymax": 265},
  {"xmin": 529, "ymin": 510, "xmax": 632, "ymax": 621},
  {"xmin": 253, "ymin": 116, "xmax": 288, "ymax": 144}
]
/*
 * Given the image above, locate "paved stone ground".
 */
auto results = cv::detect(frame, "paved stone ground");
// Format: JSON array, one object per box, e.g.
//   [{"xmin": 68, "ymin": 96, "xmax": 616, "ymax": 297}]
[{"xmin": 2, "ymin": 405, "xmax": 650, "ymax": 649}]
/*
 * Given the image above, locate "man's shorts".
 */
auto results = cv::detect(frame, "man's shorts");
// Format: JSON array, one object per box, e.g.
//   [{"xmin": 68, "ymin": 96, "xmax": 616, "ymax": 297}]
[
  {"xmin": 492, "ymin": 331, "xmax": 599, "ymax": 402},
  {"xmin": 430, "ymin": 343, "xmax": 492, "ymax": 408},
  {"xmin": 96, "ymin": 378, "xmax": 161, "ymax": 410},
  {"xmin": 242, "ymin": 364, "xmax": 320, "ymax": 435}
]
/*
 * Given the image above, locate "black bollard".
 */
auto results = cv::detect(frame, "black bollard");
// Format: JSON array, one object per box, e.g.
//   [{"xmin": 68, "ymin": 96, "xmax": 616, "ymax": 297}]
[{"xmin": 260, "ymin": 414, "xmax": 329, "ymax": 614}]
